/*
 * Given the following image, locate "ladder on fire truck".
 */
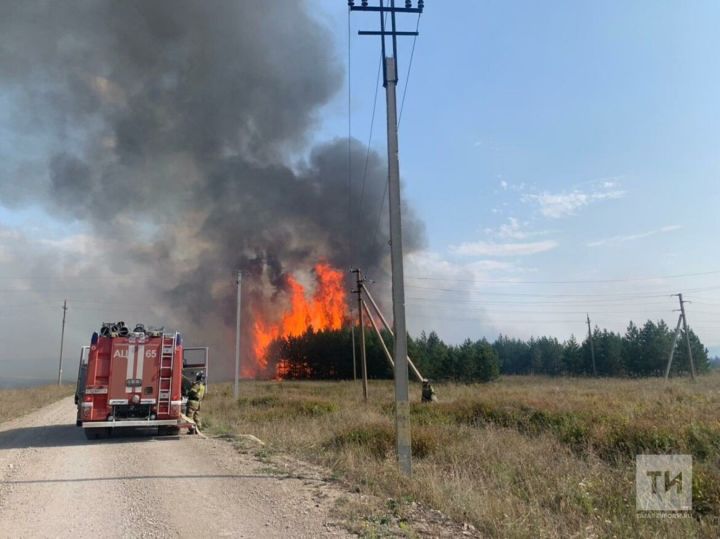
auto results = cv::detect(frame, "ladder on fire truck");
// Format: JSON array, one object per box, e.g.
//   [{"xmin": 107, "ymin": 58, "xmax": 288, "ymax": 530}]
[{"xmin": 157, "ymin": 332, "xmax": 177, "ymax": 416}]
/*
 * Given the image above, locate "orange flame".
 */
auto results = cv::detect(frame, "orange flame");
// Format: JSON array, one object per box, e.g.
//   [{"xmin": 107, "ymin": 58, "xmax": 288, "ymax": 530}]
[{"xmin": 252, "ymin": 263, "xmax": 348, "ymax": 376}]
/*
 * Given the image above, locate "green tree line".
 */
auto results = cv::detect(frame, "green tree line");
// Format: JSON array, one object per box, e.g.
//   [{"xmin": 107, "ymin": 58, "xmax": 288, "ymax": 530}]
[{"xmin": 266, "ymin": 319, "xmax": 709, "ymax": 381}]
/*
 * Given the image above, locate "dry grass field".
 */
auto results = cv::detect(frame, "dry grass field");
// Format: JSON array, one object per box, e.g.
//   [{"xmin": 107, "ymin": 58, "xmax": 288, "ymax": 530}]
[
  {"xmin": 203, "ymin": 374, "xmax": 720, "ymax": 538},
  {"xmin": 0, "ymin": 384, "xmax": 74, "ymax": 425}
]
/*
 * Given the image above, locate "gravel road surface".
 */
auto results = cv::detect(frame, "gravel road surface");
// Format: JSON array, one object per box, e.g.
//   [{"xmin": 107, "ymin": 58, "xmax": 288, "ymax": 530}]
[{"xmin": 0, "ymin": 397, "xmax": 353, "ymax": 538}]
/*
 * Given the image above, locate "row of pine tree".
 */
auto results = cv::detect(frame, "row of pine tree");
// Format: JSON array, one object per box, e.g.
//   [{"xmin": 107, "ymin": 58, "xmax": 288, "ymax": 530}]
[{"xmin": 265, "ymin": 319, "xmax": 710, "ymax": 381}]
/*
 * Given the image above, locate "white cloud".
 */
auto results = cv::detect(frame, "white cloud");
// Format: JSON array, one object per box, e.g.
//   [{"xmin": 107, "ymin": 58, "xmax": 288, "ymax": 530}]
[
  {"xmin": 483, "ymin": 217, "xmax": 552, "ymax": 241},
  {"xmin": 465, "ymin": 259, "xmax": 517, "ymax": 272},
  {"xmin": 496, "ymin": 180, "xmax": 527, "ymax": 193},
  {"xmin": 450, "ymin": 239, "xmax": 558, "ymax": 257},
  {"xmin": 524, "ymin": 186, "xmax": 625, "ymax": 218},
  {"xmin": 406, "ymin": 251, "xmax": 528, "ymax": 280},
  {"xmin": 496, "ymin": 217, "xmax": 526, "ymax": 240},
  {"xmin": 587, "ymin": 225, "xmax": 682, "ymax": 247}
]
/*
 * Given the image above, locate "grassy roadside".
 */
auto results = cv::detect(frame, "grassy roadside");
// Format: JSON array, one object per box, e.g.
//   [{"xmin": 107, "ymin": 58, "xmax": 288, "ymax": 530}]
[
  {"xmin": 0, "ymin": 385, "xmax": 74, "ymax": 425},
  {"xmin": 203, "ymin": 375, "xmax": 720, "ymax": 538}
]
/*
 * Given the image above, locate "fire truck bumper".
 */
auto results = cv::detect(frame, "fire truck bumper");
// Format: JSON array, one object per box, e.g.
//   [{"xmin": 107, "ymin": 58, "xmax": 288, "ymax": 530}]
[{"xmin": 83, "ymin": 419, "xmax": 182, "ymax": 428}]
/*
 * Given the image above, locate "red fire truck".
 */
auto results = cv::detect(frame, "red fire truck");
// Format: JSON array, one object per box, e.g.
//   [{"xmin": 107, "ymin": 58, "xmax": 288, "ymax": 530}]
[{"xmin": 75, "ymin": 323, "xmax": 207, "ymax": 439}]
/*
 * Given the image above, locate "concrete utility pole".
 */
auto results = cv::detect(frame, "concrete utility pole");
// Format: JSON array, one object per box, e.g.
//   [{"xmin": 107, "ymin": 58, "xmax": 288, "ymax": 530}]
[
  {"xmin": 57, "ymin": 299, "xmax": 67, "ymax": 385},
  {"xmin": 384, "ymin": 54, "xmax": 412, "ymax": 476},
  {"xmin": 586, "ymin": 314, "xmax": 597, "ymax": 376},
  {"xmin": 234, "ymin": 270, "xmax": 242, "ymax": 399},
  {"xmin": 676, "ymin": 293, "xmax": 696, "ymax": 381},
  {"xmin": 352, "ymin": 269, "xmax": 368, "ymax": 402},
  {"xmin": 350, "ymin": 0, "xmax": 423, "ymax": 477}
]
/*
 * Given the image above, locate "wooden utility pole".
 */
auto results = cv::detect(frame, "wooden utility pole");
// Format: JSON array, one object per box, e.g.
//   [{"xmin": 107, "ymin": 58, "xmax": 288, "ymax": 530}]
[
  {"xmin": 352, "ymin": 269, "xmax": 368, "ymax": 402},
  {"xmin": 362, "ymin": 282, "xmax": 425, "ymax": 382},
  {"xmin": 57, "ymin": 299, "xmax": 67, "ymax": 385},
  {"xmin": 362, "ymin": 298, "xmax": 395, "ymax": 368},
  {"xmin": 350, "ymin": 0, "xmax": 422, "ymax": 478},
  {"xmin": 351, "ymin": 323, "xmax": 357, "ymax": 381},
  {"xmin": 586, "ymin": 313, "xmax": 597, "ymax": 376},
  {"xmin": 234, "ymin": 270, "xmax": 242, "ymax": 399}
]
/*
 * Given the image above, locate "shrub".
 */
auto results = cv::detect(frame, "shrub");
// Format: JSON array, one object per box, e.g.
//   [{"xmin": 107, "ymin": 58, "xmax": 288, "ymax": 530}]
[{"xmin": 326, "ymin": 422, "xmax": 441, "ymax": 459}]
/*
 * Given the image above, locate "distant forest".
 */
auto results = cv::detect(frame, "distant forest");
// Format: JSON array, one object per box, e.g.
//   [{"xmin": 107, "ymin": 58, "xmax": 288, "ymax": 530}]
[{"xmin": 266, "ymin": 319, "xmax": 710, "ymax": 381}]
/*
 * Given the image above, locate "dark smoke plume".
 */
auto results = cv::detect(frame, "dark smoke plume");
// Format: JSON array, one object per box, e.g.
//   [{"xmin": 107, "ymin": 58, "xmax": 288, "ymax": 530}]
[{"xmin": 0, "ymin": 1, "xmax": 425, "ymax": 378}]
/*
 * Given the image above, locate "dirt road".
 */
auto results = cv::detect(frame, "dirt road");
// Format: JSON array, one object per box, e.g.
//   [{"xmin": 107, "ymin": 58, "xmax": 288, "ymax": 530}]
[{"xmin": 0, "ymin": 397, "xmax": 353, "ymax": 538}]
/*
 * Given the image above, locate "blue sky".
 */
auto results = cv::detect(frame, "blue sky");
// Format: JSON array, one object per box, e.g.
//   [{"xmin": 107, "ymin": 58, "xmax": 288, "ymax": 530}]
[
  {"xmin": 1, "ymin": 1, "xmax": 719, "ymax": 385},
  {"xmin": 305, "ymin": 0, "xmax": 720, "ymax": 350}
]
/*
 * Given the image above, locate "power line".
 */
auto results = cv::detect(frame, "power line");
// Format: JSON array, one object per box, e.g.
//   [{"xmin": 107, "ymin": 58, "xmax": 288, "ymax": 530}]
[
  {"xmin": 408, "ymin": 313, "xmax": 596, "ymax": 324},
  {"xmin": 373, "ymin": 184, "xmax": 389, "ymax": 246},
  {"xmin": 402, "ymin": 285, "xmax": 720, "ymax": 300},
  {"xmin": 357, "ymin": 57, "xmax": 383, "ymax": 216},
  {"xmin": 405, "ymin": 296, "xmax": 676, "ymax": 306},
  {"xmin": 0, "ymin": 275, "xmax": 123, "ymax": 281},
  {"xmin": 357, "ymin": 11, "xmax": 389, "ymax": 218},
  {"xmin": 0, "ymin": 288, "xmax": 101, "ymax": 293},
  {"xmin": 371, "ymin": 13, "xmax": 421, "ymax": 247},
  {"xmin": 406, "ymin": 306, "xmax": 711, "ymax": 315},
  {"xmin": 409, "ymin": 313, "xmax": 719, "ymax": 326},
  {"xmin": 404, "ymin": 283, "xmax": 685, "ymax": 299},
  {"xmin": 404, "ymin": 269, "xmax": 720, "ymax": 285},
  {"xmin": 347, "ymin": 7, "xmax": 353, "ymax": 254},
  {"xmin": 397, "ymin": 13, "xmax": 421, "ymax": 127}
]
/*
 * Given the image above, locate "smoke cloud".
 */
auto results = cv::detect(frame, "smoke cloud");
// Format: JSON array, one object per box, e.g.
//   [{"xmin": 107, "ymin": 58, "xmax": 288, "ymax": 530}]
[{"xmin": 0, "ymin": 1, "xmax": 425, "ymax": 379}]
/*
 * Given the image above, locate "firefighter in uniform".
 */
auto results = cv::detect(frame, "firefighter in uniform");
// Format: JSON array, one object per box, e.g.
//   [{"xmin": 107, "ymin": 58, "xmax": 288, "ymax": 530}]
[
  {"xmin": 421, "ymin": 379, "xmax": 437, "ymax": 403},
  {"xmin": 186, "ymin": 372, "xmax": 206, "ymax": 433}
]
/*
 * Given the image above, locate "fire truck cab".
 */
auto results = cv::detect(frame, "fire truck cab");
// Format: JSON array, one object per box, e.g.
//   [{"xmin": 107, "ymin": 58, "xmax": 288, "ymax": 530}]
[{"xmin": 75, "ymin": 323, "xmax": 206, "ymax": 439}]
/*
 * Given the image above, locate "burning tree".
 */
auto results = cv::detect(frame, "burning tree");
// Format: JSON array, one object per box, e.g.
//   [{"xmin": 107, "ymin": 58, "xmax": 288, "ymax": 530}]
[{"xmin": 251, "ymin": 263, "xmax": 349, "ymax": 378}]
